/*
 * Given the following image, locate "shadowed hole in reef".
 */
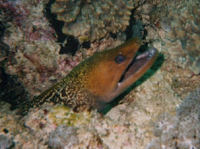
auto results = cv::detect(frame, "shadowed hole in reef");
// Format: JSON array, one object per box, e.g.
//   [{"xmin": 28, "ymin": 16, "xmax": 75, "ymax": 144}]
[
  {"xmin": 59, "ymin": 36, "xmax": 80, "ymax": 55},
  {"xmin": 0, "ymin": 22, "xmax": 6, "ymax": 39},
  {"xmin": 125, "ymin": 7, "xmax": 147, "ymax": 41},
  {"xmin": 81, "ymin": 41, "xmax": 91, "ymax": 49},
  {"xmin": 45, "ymin": 0, "xmax": 88, "ymax": 55},
  {"xmin": 0, "ymin": 68, "xmax": 30, "ymax": 110}
]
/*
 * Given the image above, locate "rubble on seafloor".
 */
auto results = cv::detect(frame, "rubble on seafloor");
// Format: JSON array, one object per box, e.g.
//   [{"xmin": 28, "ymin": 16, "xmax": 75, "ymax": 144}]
[{"xmin": 0, "ymin": 0, "xmax": 200, "ymax": 148}]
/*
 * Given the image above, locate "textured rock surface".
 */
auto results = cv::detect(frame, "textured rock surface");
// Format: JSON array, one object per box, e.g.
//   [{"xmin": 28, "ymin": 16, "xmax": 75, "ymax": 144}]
[
  {"xmin": 48, "ymin": 125, "xmax": 79, "ymax": 149},
  {"xmin": 0, "ymin": 0, "xmax": 79, "ymax": 99},
  {"xmin": 0, "ymin": 134, "xmax": 14, "ymax": 149},
  {"xmin": 137, "ymin": 0, "xmax": 200, "ymax": 74},
  {"xmin": 51, "ymin": 0, "xmax": 139, "ymax": 42},
  {"xmin": 146, "ymin": 88, "xmax": 200, "ymax": 149}
]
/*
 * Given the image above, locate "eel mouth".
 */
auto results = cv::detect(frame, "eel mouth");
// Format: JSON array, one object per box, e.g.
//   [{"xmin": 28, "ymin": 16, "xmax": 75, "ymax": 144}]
[{"xmin": 118, "ymin": 47, "xmax": 158, "ymax": 86}]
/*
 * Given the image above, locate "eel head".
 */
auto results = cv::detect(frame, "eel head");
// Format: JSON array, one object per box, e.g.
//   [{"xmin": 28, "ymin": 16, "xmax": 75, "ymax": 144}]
[{"xmin": 84, "ymin": 38, "xmax": 158, "ymax": 111}]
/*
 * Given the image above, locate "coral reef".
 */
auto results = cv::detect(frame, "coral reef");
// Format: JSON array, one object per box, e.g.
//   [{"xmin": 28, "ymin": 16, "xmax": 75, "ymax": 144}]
[
  {"xmin": 22, "ymin": 103, "xmax": 108, "ymax": 148},
  {"xmin": 0, "ymin": 0, "xmax": 126, "ymax": 104},
  {"xmin": 51, "ymin": 0, "xmax": 138, "ymax": 42},
  {"xmin": 0, "ymin": 0, "xmax": 68, "ymax": 99},
  {"xmin": 136, "ymin": 0, "xmax": 200, "ymax": 74},
  {"xmin": 0, "ymin": 0, "xmax": 200, "ymax": 148},
  {"xmin": 0, "ymin": 101, "xmax": 49, "ymax": 148},
  {"xmin": 146, "ymin": 87, "xmax": 200, "ymax": 149},
  {"xmin": 22, "ymin": 54, "xmax": 200, "ymax": 148},
  {"xmin": 1, "ymin": 51, "xmax": 200, "ymax": 149}
]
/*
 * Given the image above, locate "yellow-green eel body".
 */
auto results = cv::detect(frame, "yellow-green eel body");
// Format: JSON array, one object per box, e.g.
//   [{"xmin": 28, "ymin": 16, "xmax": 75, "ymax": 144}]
[{"xmin": 24, "ymin": 38, "xmax": 158, "ymax": 113}]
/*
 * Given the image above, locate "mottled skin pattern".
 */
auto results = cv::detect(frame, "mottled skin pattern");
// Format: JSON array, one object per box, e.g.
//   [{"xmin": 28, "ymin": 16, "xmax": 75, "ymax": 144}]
[
  {"xmin": 22, "ymin": 38, "xmax": 158, "ymax": 114},
  {"xmin": 29, "ymin": 59, "xmax": 98, "ymax": 112}
]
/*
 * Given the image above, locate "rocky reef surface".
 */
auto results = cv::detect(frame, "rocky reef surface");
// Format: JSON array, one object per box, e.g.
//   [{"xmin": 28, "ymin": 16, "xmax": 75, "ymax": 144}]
[
  {"xmin": 0, "ymin": 0, "xmax": 200, "ymax": 148},
  {"xmin": 140, "ymin": 0, "xmax": 200, "ymax": 74},
  {"xmin": 147, "ymin": 88, "xmax": 200, "ymax": 149},
  {"xmin": 51, "ymin": 0, "xmax": 144, "ymax": 42}
]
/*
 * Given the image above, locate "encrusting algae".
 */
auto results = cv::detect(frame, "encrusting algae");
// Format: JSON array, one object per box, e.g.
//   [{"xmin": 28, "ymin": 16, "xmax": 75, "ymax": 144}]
[
  {"xmin": 22, "ymin": 38, "xmax": 158, "ymax": 114},
  {"xmin": 48, "ymin": 105, "xmax": 91, "ymax": 126}
]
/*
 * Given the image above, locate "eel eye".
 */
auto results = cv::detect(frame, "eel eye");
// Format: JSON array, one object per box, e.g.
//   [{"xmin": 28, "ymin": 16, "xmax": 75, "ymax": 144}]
[{"xmin": 115, "ymin": 54, "xmax": 126, "ymax": 64}]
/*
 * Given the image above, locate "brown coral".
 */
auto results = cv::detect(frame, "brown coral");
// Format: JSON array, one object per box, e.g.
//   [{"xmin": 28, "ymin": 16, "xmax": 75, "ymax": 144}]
[{"xmin": 51, "ymin": 0, "xmax": 135, "ymax": 42}]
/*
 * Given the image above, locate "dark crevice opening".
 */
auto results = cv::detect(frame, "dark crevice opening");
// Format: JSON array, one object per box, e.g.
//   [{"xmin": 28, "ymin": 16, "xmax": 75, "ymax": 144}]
[
  {"xmin": 0, "ymin": 67, "xmax": 30, "ymax": 110},
  {"xmin": 125, "ymin": 9, "xmax": 147, "ymax": 41},
  {"xmin": 44, "ymin": 0, "xmax": 80, "ymax": 55}
]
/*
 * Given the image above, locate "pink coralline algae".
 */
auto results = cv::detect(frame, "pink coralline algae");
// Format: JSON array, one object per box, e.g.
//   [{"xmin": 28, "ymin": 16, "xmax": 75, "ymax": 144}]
[
  {"xmin": 1, "ymin": 0, "xmax": 67, "ymax": 97},
  {"xmin": 0, "ymin": 0, "xmax": 29, "ymax": 27},
  {"xmin": 24, "ymin": 26, "xmax": 56, "ymax": 42}
]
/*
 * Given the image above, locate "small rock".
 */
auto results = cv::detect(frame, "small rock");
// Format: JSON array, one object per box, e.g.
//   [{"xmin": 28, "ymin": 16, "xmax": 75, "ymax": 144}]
[{"xmin": 48, "ymin": 125, "xmax": 79, "ymax": 149}]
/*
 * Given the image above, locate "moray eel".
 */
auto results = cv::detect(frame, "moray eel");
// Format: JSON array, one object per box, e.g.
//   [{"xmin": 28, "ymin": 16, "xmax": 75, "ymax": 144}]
[{"xmin": 23, "ymin": 38, "xmax": 158, "ymax": 113}]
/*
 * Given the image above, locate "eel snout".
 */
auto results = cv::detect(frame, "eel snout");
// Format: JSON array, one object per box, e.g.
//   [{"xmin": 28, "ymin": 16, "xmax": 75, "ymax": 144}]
[
  {"xmin": 120, "ymin": 47, "xmax": 158, "ymax": 82},
  {"xmin": 115, "ymin": 47, "xmax": 158, "ymax": 94}
]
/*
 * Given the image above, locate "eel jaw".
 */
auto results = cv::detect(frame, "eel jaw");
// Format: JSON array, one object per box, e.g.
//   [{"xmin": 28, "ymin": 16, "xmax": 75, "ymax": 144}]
[{"xmin": 113, "ymin": 47, "xmax": 158, "ymax": 98}]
